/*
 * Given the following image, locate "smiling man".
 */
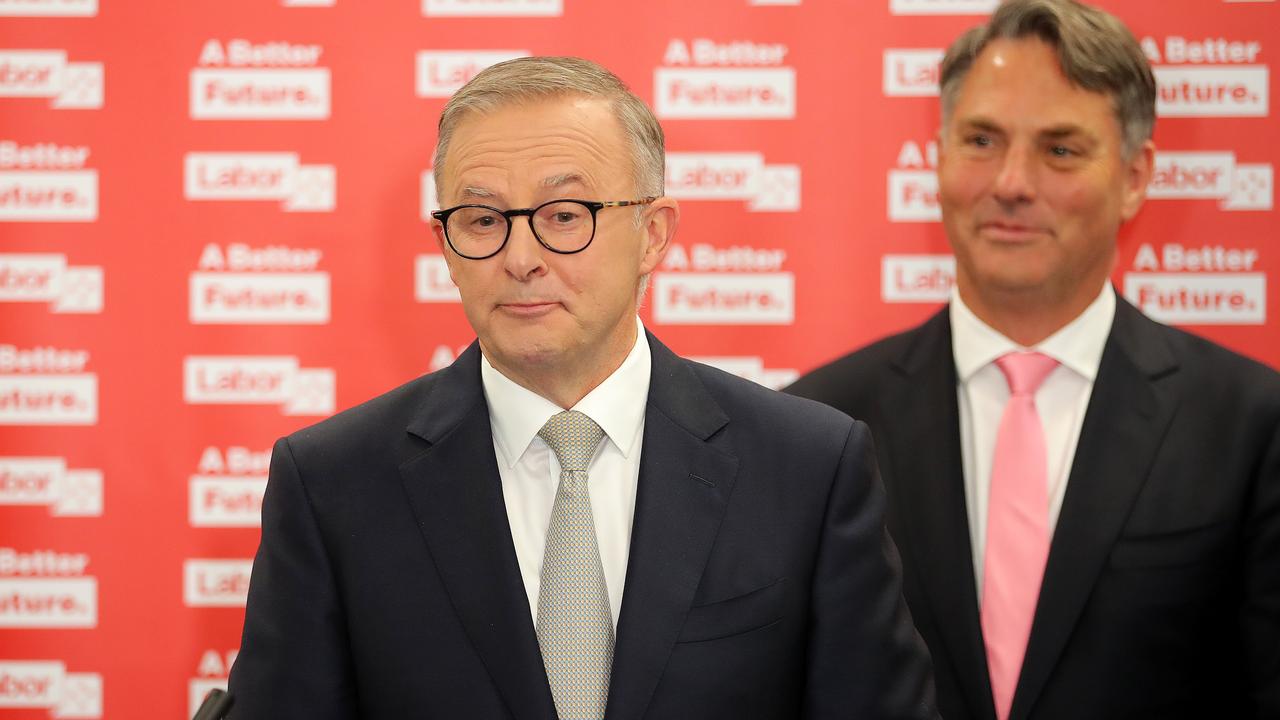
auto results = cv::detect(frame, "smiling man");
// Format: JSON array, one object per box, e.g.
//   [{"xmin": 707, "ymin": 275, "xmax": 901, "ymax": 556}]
[
  {"xmin": 787, "ymin": 1, "xmax": 1280, "ymax": 719},
  {"xmin": 227, "ymin": 57, "xmax": 937, "ymax": 720}
]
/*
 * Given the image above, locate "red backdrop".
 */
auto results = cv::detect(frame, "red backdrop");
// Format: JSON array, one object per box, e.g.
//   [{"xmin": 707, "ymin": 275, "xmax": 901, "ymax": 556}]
[{"xmin": 1, "ymin": 0, "xmax": 1275, "ymax": 716}]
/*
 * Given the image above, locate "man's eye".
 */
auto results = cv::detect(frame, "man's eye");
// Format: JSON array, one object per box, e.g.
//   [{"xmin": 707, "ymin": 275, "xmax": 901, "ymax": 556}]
[
  {"xmin": 468, "ymin": 212, "xmax": 501, "ymax": 226},
  {"xmin": 553, "ymin": 212, "xmax": 580, "ymax": 223},
  {"xmin": 967, "ymin": 134, "xmax": 992, "ymax": 147},
  {"xmin": 1050, "ymin": 145, "xmax": 1074, "ymax": 157}
]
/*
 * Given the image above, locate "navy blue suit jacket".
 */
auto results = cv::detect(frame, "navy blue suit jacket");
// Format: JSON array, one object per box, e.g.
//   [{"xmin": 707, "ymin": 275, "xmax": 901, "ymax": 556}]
[
  {"xmin": 228, "ymin": 333, "xmax": 938, "ymax": 719},
  {"xmin": 787, "ymin": 297, "xmax": 1280, "ymax": 720}
]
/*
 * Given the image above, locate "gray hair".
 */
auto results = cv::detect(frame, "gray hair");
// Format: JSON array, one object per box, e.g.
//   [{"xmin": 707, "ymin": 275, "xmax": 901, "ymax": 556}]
[
  {"xmin": 432, "ymin": 56, "xmax": 665, "ymax": 202},
  {"xmin": 939, "ymin": 0, "xmax": 1156, "ymax": 158}
]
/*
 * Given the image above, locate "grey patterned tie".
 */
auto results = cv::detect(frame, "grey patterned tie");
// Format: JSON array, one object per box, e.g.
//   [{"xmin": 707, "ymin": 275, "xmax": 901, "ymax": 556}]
[{"xmin": 536, "ymin": 410, "xmax": 613, "ymax": 720}]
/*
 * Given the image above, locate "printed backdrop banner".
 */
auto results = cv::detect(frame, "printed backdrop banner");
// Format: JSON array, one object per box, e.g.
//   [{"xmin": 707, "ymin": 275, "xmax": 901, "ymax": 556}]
[{"xmin": 1, "ymin": 0, "xmax": 1276, "ymax": 717}]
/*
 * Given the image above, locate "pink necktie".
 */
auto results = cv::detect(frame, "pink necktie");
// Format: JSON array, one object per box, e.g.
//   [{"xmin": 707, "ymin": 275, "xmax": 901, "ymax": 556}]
[{"xmin": 982, "ymin": 351, "xmax": 1059, "ymax": 720}]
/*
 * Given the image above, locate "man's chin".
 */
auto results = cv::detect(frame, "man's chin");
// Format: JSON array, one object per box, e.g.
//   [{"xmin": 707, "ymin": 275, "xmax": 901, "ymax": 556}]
[
  {"xmin": 483, "ymin": 337, "xmax": 568, "ymax": 373},
  {"xmin": 964, "ymin": 256, "xmax": 1058, "ymax": 292}
]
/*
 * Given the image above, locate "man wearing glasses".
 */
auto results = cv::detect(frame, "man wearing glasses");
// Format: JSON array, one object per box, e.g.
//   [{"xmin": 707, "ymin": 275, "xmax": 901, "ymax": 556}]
[{"xmin": 227, "ymin": 57, "xmax": 937, "ymax": 719}]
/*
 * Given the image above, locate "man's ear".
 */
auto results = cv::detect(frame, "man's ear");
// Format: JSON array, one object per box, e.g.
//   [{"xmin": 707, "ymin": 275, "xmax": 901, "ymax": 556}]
[
  {"xmin": 1121, "ymin": 139, "xmax": 1156, "ymax": 222},
  {"xmin": 638, "ymin": 197, "xmax": 679, "ymax": 276}
]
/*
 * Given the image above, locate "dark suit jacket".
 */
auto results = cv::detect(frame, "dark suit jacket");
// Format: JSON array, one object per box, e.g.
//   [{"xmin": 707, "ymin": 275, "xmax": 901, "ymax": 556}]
[
  {"xmin": 228, "ymin": 333, "xmax": 938, "ymax": 719},
  {"xmin": 786, "ymin": 296, "xmax": 1280, "ymax": 720}
]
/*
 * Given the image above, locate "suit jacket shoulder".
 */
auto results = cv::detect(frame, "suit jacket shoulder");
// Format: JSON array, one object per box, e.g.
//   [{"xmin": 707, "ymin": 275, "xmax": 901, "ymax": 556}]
[
  {"xmin": 784, "ymin": 308, "xmax": 949, "ymax": 422},
  {"xmin": 279, "ymin": 344, "xmax": 488, "ymax": 482},
  {"xmin": 1132, "ymin": 303, "xmax": 1280, "ymax": 402},
  {"xmin": 286, "ymin": 372, "xmax": 435, "ymax": 456},
  {"xmin": 683, "ymin": 355, "xmax": 864, "ymax": 454}
]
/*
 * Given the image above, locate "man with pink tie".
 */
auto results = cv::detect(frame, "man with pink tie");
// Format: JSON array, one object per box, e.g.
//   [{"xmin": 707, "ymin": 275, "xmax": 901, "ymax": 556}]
[{"xmin": 787, "ymin": 1, "xmax": 1280, "ymax": 718}]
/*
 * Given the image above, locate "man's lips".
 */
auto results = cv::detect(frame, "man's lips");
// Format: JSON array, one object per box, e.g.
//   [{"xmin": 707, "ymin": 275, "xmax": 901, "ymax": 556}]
[
  {"xmin": 978, "ymin": 221, "xmax": 1047, "ymax": 241},
  {"xmin": 497, "ymin": 301, "xmax": 561, "ymax": 317}
]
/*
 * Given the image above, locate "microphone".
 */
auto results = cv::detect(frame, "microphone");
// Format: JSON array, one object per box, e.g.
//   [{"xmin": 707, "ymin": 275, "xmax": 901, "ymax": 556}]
[{"xmin": 192, "ymin": 688, "xmax": 234, "ymax": 720}]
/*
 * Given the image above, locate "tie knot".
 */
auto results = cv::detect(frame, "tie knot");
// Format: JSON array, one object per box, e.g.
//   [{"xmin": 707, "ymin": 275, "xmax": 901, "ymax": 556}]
[
  {"xmin": 538, "ymin": 410, "xmax": 605, "ymax": 473},
  {"xmin": 995, "ymin": 351, "xmax": 1058, "ymax": 396}
]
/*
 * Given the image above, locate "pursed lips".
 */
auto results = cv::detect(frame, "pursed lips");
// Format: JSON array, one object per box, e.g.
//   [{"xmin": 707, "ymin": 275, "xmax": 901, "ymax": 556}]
[{"xmin": 496, "ymin": 300, "xmax": 561, "ymax": 317}]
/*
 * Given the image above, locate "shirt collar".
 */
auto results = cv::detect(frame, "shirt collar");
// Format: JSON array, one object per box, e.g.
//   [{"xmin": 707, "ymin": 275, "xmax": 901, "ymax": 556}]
[
  {"xmin": 950, "ymin": 283, "xmax": 1115, "ymax": 383},
  {"xmin": 480, "ymin": 316, "xmax": 652, "ymax": 469}
]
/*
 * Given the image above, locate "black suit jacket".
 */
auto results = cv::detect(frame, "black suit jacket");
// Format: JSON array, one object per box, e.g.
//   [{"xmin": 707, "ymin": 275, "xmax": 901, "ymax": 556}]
[
  {"xmin": 786, "ymin": 296, "xmax": 1280, "ymax": 720},
  {"xmin": 228, "ymin": 333, "xmax": 938, "ymax": 719}
]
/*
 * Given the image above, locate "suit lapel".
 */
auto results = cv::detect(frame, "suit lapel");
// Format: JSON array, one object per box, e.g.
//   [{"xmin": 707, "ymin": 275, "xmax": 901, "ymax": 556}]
[
  {"xmin": 604, "ymin": 333, "xmax": 740, "ymax": 720},
  {"xmin": 885, "ymin": 309, "xmax": 997, "ymax": 720},
  {"xmin": 398, "ymin": 343, "xmax": 557, "ymax": 720},
  {"xmin": 1010, "ymin": 298, "xmax": 1180, "ymax": 720}
]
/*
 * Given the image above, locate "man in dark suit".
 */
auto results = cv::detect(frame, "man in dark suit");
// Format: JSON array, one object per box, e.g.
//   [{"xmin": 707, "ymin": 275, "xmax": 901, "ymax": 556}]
[
  {"xmin": 227, "ymin": 56, "xmax": 937, "ymax": 719},
  {"xmin": 788, "ymin": 2, "xmax": 1280, "ymax": 719}
]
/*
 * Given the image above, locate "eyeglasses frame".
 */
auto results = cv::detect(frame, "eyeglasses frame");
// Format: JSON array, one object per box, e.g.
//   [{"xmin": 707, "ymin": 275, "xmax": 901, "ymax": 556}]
[{"xmin": 430, "ymin": 196, "xmax": 659, "ymax": 260}]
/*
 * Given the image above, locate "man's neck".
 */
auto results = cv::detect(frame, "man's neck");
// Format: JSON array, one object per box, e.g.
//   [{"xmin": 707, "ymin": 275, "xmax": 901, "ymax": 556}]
[
  {"xmin": 480, "ymin": 323, "xmax": 639, "ymax": 409},
  {"xmin": 957, "ymin": 281, "xmax": 1108, "ymax": 347}
]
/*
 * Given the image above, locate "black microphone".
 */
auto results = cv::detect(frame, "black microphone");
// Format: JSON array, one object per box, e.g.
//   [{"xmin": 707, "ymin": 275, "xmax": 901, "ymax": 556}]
[{"xmin": 192, "ymin": 688, "xmax": 234, "ymax": 720}]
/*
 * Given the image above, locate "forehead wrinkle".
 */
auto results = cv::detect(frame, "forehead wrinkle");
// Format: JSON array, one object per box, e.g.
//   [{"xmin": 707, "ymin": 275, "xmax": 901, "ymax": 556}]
[
  {"xmin": 445, "ymin": 111, "xmax": 625, "ymax": 200},
  {"xmin": 955, "ymin": 55, "xmax": 1120, "ymax": 147},
  {"xmin": 449, "ymin": 146, "xmax": 609, "ymax": 202}
]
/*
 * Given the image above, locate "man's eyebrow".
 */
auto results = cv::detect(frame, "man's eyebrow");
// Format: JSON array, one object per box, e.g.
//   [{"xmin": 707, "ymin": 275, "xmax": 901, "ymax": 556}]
[
  {"xmin": 541, "ymin": 173, "xmax": 587, "ymax": 189},
  {"xmin": 1039, "ymin": 124, "xmax": 1095, "ymax": 142},
  {"xmin": 955, "ymin": 118, "xmax": 1099, "ymax": 145},
  {"xmin": 460, "ymin": 185, "xmax": 496, "ymax": 199},
  {"xmin": 956, "ymin": 117, "xmax": 1005, "ymax": 134}
]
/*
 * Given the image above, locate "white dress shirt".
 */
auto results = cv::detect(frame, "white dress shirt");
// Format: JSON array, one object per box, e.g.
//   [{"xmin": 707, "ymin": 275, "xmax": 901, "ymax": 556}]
[
  {"xmin": 951, "ymin": 285, "xmax": 1115, "ymax": 600},
  {"xmin": 480, "ymin": 317, "xmax": 650, "ymax": 629}
]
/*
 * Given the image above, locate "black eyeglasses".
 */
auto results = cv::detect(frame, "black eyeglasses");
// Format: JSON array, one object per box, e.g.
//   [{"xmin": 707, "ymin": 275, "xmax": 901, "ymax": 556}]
[{"xmin": 431, "ymin": 197, "xmax": 658, "ymax": 260}]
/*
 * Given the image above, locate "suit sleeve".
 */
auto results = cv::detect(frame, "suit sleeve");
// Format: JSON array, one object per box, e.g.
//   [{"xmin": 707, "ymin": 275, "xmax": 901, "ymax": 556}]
[
  {"xmin": 227, "ymin": 437, "xmax": 358, "ymax": 719},
  {"xmin": 1244, "ymin": 412, "xmax": 1280, "ymax": 716},
  {"xmin": 802, "ymin": 420, "xmax": 940, "ymax": 720}
]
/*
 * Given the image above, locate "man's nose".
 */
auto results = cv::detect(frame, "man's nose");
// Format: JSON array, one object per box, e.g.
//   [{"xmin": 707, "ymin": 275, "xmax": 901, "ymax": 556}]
[
  {"xmin": 992, "ymin": 142, "xmax": 1038, "ymax": 206},
  {"xmin": 501, "ymin": 215, "xmax": 548, "ymax": 280}
]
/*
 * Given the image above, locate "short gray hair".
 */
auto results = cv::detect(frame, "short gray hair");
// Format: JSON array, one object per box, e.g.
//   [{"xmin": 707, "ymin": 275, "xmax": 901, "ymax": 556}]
[
  {"xmin": 939, "ymin": 0, "xmax": 1155, "ymax": 158},
  {"xmin": 432, "ymin": 56, "xmax": 665, "ymax": 201}
]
